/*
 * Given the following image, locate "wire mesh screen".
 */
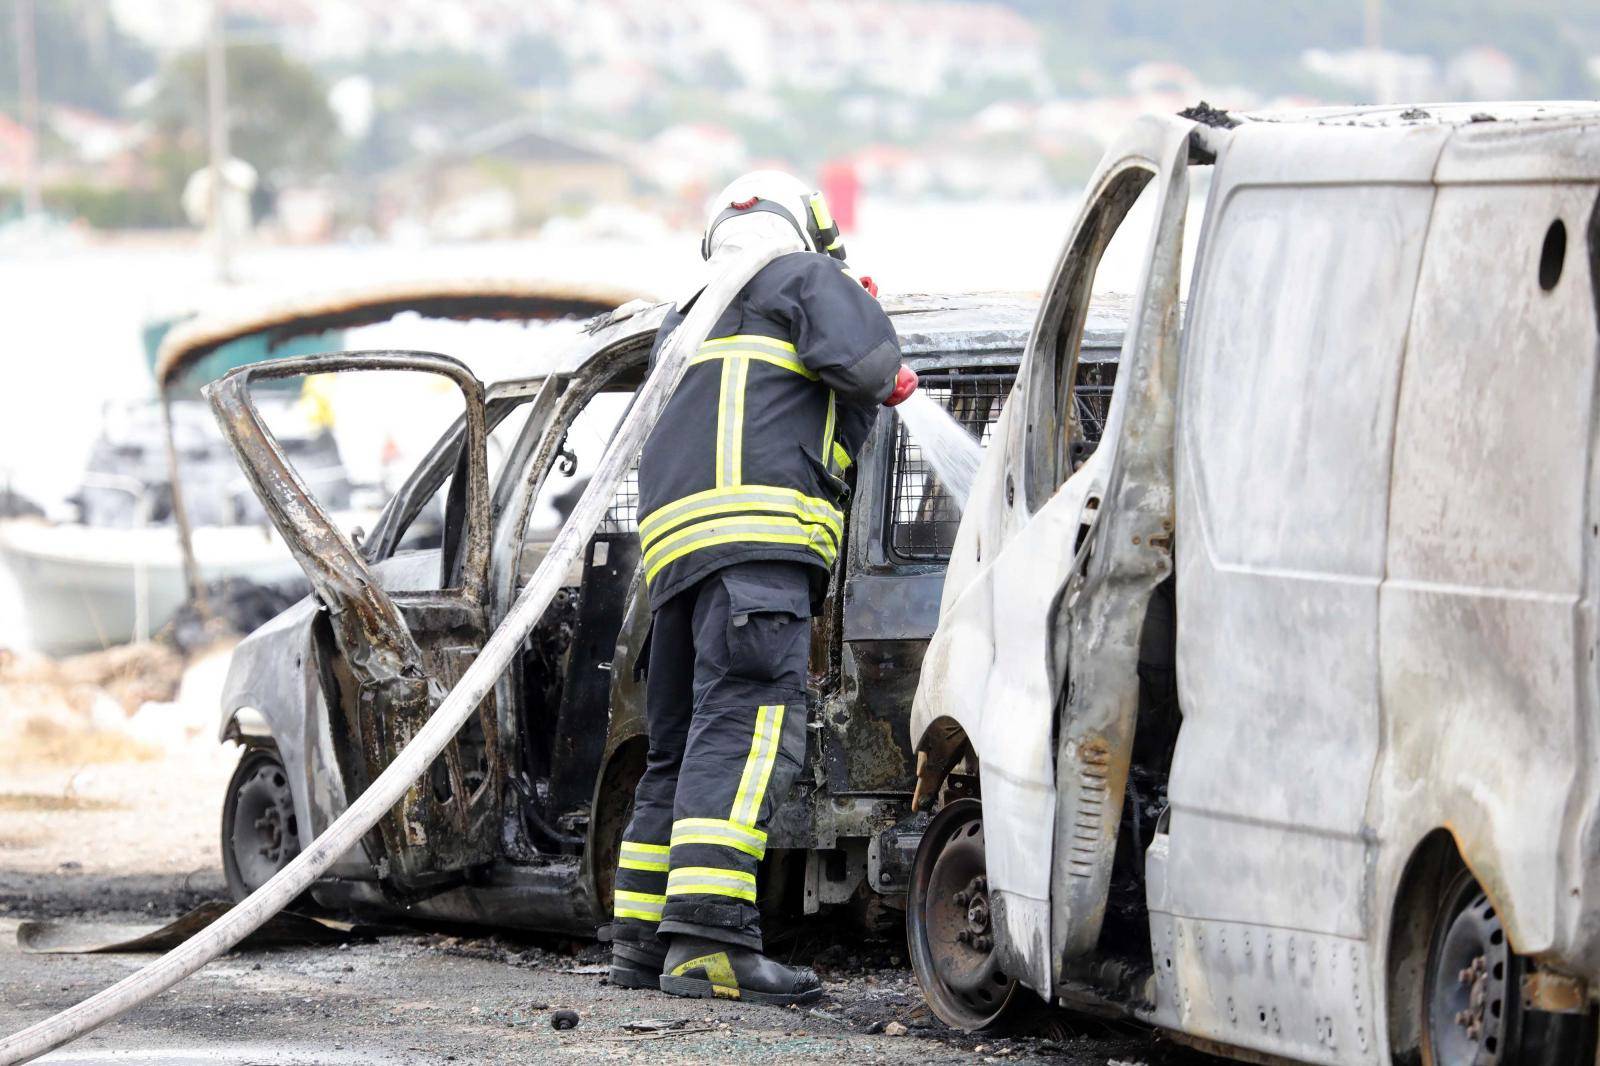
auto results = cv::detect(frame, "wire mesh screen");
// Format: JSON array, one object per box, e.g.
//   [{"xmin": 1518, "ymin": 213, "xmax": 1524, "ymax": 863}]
[
  {"xmin": 1069, "ymin": 360, "xmax": 1118, "ymax": 470},
  {"xmin": 597, "ymin": 461, "xmax": 640, "ymax": 533},
  {"xmin": 889, "ymin": 373, "xmax": 1013, "ymax": 560}
]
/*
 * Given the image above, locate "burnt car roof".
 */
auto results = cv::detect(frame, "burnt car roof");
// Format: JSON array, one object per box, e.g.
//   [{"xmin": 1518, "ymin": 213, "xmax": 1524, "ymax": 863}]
[
  {"xmin": 154, "ymin": 277, "xmax": 647, "ymax": 390},
  {"xmin": 1234, "ymin": 100, "xmax": 1600, "ymax": 129},
  {"xmin": 544, "ymin": 291, "xmax": 1128, "ymax": 387},
  {"xmin": 882, "ymin": 291, "xmax": 1125, "ymax": 361}
]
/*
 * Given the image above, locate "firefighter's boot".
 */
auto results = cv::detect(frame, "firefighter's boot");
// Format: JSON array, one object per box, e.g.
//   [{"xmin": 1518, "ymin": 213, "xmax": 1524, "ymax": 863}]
[
  {"xmin": 609, "ymin": 937, "xmax": 666, "ymax": 990},
  {"xmin": 658, "ymin": 935, "xmax": 822, "ymax": 1005}
]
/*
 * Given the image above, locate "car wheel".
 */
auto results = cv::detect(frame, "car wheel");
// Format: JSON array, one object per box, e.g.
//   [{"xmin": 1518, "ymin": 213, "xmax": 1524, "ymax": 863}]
[
  {"xmin": 221, "ymin": 745, "xmax": 301, "ymax": 902},
  {"xmin": 1423, "ymin": 867, "xmax": 1594, "ymax": 1065},
  {"xmin": 907, "ymin": 797, "xmax": 1020, "ymax": 1031}
]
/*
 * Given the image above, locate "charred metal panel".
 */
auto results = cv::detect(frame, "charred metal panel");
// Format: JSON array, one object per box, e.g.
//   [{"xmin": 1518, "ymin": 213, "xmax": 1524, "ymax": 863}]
[
  {"xmin": 1166, "ymin": 180, "xmax": 1434, "ymax": 941},
  {"xmin": 1372, "ymin": 178, "xmax": 1600, "ymax": 978},
  {"xmin": 548, "ymin": 534, "xmax": 640, "ymax": 817},
  {"xmin": 842, "ymin": 574, "xmax": 944, "ymax": 641},
  {"xmin": 821, "ymin": 641, "xmax": 922, "ymax": 794},
  {"xmin": 207, "ymin": 350, "xmax": 499, "ymax": 891}
]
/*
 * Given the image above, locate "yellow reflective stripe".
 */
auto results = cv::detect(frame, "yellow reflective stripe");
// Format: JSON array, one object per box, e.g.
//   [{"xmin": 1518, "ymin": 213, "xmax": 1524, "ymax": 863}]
[
  {"xmin": 821, "ymin": 390, "xmax": 836, "ymax": 463},
  {"xmin": 639, "ymin": 485, "xmax": 842, "ymax": 543},
  {"xmin": 731, "ymin": 704, "xmax": 785, "ymax": 826},
  {"xmin": 746, "ymin": 705, "xmax": 785, "ymax": 825},
  {"xmin": 644, "ymin": 512, "xmax": 840, "ymax": 563},
  {"xmin": 643, "ymin": 519, "xmax": 838, "ymax": 582},
  {"xmin": 620, "ymin": 840, "xmax": 669, "ymax": 856},
  {"xmin": 715, "ymin": 356, "xmax": 743, "ymax": 488},
  {"xmin": 619, "ymin": 856, "xmax": 669, "ymax": 873},
  {"xmin": 639, "ymin": 496, "xmax": 843, "ymax": 554},
  {"xmin": 701, "ymin": 334, "xmax": 797, "ymax": 353},
  {"xmin": 689, "ymin": 347, "xmax": 818, "ymax": 380},
  {"xmin": 832, "ymin": 441, "xmax": 853, "ymax": 472},
  {"xmin": 614, "ymin": 889, "xmax": 665, "ymax": 921},
  {"xmin": 671, "ymin": 817, "xmax": 767, "ymax": 859},
  {"xmin": 619, "ymin": 840, "xmax": 670, "ymax": 873},
  {"xmin": 809, "ymin": 193, "xmax": 834, "ymax": 232},
  {"xmin": 729, "ymin": 357, "xmax": 748, "ymax": 484},
  {"xmin": 666, "ymin": 866, "xmax": 758, "ymax": 902}
]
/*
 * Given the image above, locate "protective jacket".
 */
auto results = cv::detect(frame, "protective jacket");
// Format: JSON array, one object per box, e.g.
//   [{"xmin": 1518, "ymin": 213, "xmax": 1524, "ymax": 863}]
[{"xmin": 637, "ymin": 251, "xmax": 901, "ymax": 609}]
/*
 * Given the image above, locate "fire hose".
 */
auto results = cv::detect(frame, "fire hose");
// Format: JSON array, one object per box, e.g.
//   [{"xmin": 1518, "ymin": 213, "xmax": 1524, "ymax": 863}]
[{"xmin": 0, "ymin": 243, "xmax": 786, "ymax": 1065}]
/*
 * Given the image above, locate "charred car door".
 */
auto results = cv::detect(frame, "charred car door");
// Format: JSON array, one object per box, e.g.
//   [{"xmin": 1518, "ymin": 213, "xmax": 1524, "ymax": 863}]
[
  {"xmin": 910, "ymin": 114, "xmax": 1193, "ymax": 998},
  {"xmin": 208, "ymin": 351, "xmax": 499, "ymax": 894}
]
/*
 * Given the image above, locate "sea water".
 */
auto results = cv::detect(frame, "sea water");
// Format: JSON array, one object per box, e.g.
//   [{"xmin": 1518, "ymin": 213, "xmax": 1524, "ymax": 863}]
[{"xmin": 892, "ymin": 390, "xmax": 986, "ymax": 511}]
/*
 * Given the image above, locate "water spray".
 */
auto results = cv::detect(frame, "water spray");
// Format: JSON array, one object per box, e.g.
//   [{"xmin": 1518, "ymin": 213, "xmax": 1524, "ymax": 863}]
[{"xmin": 891, "ymin": 389, "xmax": 986, "ymax": 511}]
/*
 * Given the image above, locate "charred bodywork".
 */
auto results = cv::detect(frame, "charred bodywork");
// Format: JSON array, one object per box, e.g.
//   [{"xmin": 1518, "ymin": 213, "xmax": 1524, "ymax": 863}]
[
  {"xmin": 910, "ymin": 102, "xmax": 1600, "ymax": 1065},
  {"xmin": 210, "ymin": 287, "xmax": 1127, "ymax": 935}
]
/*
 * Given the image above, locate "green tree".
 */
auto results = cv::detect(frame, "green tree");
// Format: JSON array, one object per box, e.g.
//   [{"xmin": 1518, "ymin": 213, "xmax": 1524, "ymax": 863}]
[
  {"xmin": 147, "ymin": 42, "xmax": 340, "ymax": 185},
  {"xmin": 0, "ymin": 0, "xmax": 154, "ymax": 115}
]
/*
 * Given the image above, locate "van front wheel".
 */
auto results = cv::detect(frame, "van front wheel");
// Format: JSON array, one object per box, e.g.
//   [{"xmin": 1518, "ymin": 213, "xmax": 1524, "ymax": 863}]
[
  {"xmin": 1423, "ymin": 868, "xmax": 1594, "ymax": 1065},
  {"xmin": 907, "ymin": 798, "xmax": 1019, "ymax": 1031}
]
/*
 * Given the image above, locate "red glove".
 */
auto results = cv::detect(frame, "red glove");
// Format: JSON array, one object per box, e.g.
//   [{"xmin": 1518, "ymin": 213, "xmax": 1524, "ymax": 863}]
[
  {"xmin": 858, "ymin": 274, "xmax": 879, "ymax": 298},
  {"xmin": 884, "ymin": 365, "xmax": 918, "ymax": 407}
]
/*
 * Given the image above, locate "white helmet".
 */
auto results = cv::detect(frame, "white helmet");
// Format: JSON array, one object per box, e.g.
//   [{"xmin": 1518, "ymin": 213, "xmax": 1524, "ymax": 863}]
[{"xmin": 701, "ymin": 169, "xmax": 846, "ymax": 261}]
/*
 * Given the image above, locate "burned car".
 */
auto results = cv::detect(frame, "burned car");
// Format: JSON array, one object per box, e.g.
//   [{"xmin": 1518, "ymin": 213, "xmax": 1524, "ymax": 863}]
[
  {"xmin": 909, "ymin": 103, "xmax": 1600, "ymax": 1066},
  {"xmin": 195, "ymin": 282, "xmax": 1126, "ymax": 936}
]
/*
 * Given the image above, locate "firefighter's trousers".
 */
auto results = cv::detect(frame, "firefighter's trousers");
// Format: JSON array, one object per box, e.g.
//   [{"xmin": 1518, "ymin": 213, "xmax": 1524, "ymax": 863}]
[{"xmin": 612, "ymin": 560, "xmax": 811, "ymax": 952}]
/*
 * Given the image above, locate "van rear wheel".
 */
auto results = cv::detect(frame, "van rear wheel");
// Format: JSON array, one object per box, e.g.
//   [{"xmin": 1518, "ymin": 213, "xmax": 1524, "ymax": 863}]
[
  {"xmin": 1423, "ymin": 867, "xmax": 1594, "ymax": 1065},
  {"xmin": 907, "ymin": 798, "xmax": 1019, "ymax": 1031},
  {"xmin": 221, "ymin": 745, "xmax": 301, "ymax": 902}
]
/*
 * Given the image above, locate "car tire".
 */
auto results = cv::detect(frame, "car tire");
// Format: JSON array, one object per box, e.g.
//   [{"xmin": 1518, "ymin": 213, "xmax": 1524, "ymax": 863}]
[
  {"xmin": 906, "ymin": 797, "xmax": 1020, "ymax": 1031},
  {"xmin": 220, "ymin": 744, "xmax": 302, "ymax": 902},
  {"xmin": 1422, "ymin": 866, "xmax": 1595, "ymax": 1066}
]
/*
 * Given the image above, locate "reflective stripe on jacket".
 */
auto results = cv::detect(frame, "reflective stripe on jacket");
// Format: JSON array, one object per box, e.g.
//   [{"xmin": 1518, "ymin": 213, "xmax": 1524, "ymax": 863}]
[{"xmin": 638, "ymin": 251, "xmax": 901, "ymax": 608}]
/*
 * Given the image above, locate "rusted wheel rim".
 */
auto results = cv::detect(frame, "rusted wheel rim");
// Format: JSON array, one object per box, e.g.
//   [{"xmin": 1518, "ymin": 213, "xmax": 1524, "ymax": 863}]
[
  {"xmin": 907, "ymin": 798, "xmax": 1018, "ymax": 1030},
  {"xmin": 230, "ymin": 754, "xmax": 299, "ymax": 893},
  {"xmin": 1427, "ymin": 872, "xmax": 1510, "ymax": 1066}
]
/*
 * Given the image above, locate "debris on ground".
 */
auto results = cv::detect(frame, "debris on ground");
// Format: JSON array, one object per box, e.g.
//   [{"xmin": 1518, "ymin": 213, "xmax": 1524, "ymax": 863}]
[
  {"xmin": 0, "ymin": 639, "xmax": 236, "ymax": 768},
  {"xmin": 885, "ymin": 1021, "xmax": 908, "ymax": 1036},
  {"xmin": 621, "ymin": 1018, "xmax": 691, "ymax": 1032},
  {"xmin": 550, "ymin": 1008, "xmax": 580, "ymax": 1029}
]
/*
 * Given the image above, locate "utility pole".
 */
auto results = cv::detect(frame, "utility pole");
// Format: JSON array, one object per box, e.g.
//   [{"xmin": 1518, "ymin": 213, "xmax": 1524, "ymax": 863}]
[
  {"xmin": 13, "ymin": 0, "xmax": 42, "ymax": 219},
  {"xmin": 206, "ymin": 0, "xmax": 233, "ymax": 282}
]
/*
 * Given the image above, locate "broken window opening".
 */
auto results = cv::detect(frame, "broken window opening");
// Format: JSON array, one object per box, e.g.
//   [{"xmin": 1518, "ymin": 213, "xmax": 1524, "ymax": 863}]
[{"xmin": 888, "ymin": 371, "xmax": 1013, "ymax": 562}]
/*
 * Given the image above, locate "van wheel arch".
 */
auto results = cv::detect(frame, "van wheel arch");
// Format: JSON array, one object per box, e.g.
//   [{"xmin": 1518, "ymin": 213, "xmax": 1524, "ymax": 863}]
[
  {"xmin": 1388, "ymin": 830, "xmax": 1463, "ymax": 1063},
  {"xmin": 912, "ymin": 716, "xmax": 979, "ymax": 811},
  {"xmin": 1386, "ymin": 830, "xmax": 1597, "ymax": 1065}
]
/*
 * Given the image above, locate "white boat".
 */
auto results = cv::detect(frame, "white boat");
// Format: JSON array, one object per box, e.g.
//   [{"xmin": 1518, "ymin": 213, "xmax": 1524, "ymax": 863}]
[
  {"xmin": 0, "ymin": 516, "xmax": 306, "ymax": 654},
  {"xmin": 0, "ymin": 397, "xmax": 372, "ymax": 655}
]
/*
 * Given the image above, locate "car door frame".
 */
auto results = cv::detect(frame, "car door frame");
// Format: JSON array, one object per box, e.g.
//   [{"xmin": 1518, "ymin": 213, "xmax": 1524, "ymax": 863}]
[
  {"xmin": 1040, "ymin": 114, "xmax": 1193, "ymax": 972},
  {"xmin": 908, "ymin": 114, "xmax": 1195, "ymax": 1000},
  {"xmin": 207, "ymin": 349, "xmax": 498, "ymax": 892}
]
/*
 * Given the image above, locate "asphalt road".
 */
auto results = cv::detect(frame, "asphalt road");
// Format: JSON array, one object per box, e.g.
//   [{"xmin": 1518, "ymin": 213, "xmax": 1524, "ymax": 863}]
[{"xmin": 0, "ymin": 742, "xmax": 1218, "ymax": 1065}]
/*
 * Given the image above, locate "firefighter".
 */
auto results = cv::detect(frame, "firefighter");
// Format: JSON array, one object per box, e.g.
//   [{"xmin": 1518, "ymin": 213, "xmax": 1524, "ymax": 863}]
[{"xmin": 609, "ymin": 171, "xmax": 919, "ymax": 1004}]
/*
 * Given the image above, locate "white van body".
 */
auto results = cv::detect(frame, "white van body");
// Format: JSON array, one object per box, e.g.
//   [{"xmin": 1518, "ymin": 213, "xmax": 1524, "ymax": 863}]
[{"xmin": 910, "ymin": 103, "xmax": 1600, "ymax": 1065}]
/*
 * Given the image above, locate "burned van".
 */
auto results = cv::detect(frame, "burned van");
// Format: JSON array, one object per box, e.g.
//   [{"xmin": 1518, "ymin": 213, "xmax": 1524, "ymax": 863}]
[
  {"xmin": 199, "ymin": 283, "xmax": 1126, "ymax": 936},
  {"xmin": 908, "ymin": 103, "xmax": 1600, "ymax": 1066}
]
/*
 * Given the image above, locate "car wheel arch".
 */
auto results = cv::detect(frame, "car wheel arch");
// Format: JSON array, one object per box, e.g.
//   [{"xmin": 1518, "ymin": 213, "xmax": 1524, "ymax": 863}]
[{"xmin": 584, "ymin": 735, "xmax": 649, "ymax": 917}]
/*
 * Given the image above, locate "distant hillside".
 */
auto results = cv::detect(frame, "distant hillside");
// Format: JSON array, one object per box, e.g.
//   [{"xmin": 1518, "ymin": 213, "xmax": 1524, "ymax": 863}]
[{"xmin": 999, "ymin": 0, "xmax": 1600, "ymax": 99}]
